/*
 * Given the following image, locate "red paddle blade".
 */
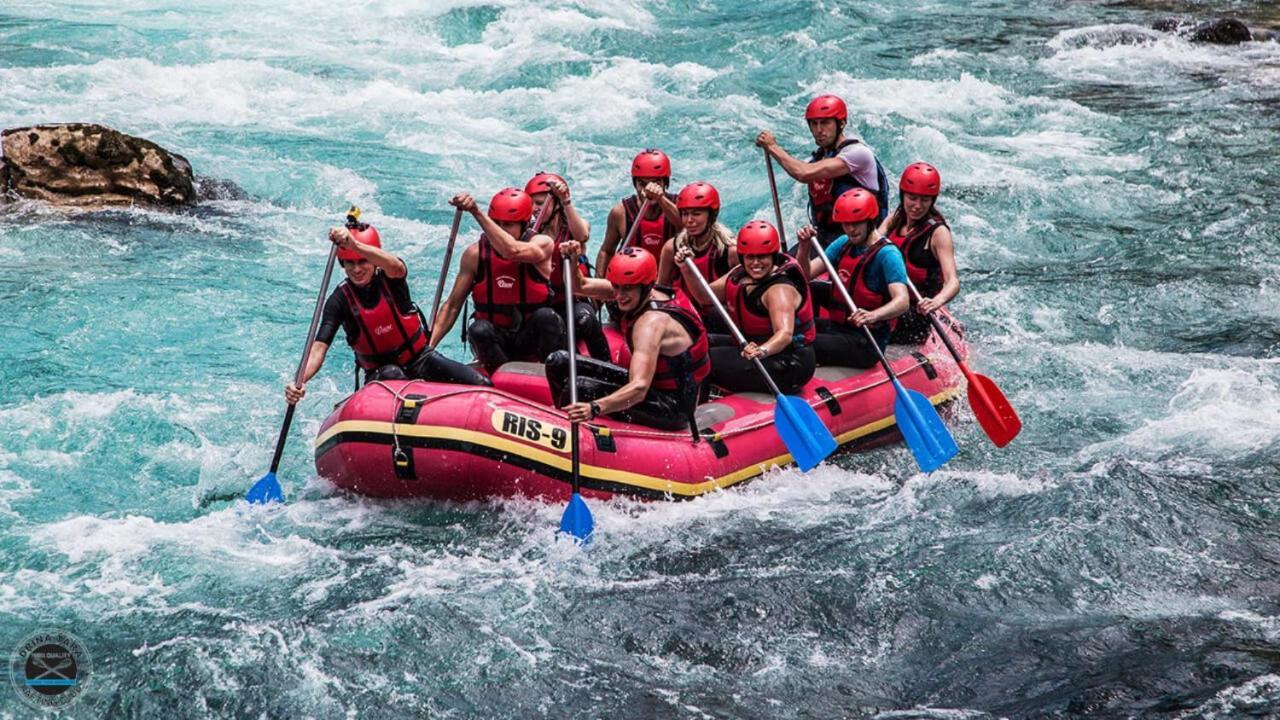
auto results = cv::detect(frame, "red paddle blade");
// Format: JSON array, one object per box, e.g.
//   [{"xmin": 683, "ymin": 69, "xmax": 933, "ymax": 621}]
[{"xmin": 964, "ymin": 368, "xmax": 1022, "ymax": 448}]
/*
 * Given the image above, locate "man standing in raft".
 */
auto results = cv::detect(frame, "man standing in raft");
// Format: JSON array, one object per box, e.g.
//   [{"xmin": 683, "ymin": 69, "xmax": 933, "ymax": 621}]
[
  {"xmin": 429, "ymin": 189, "xmax": 565, "ymax": 373},
  {"xmin": 284, "ymin": 211, "xmax": 490, "ymax": 405},
  {"xmin": 595, "ymin": 149, "xmax": 682, "ymax": 277},
  {"xmin": 546, "ymin": 244, "xmax": 709, "ymax": 434},
  {"xmin": 524, "ymin": 172, "xmax": 610, "ymax": 361},
  {"xmin": 755, "ymin": 94, "xmax": 890, "ymax": 248}
]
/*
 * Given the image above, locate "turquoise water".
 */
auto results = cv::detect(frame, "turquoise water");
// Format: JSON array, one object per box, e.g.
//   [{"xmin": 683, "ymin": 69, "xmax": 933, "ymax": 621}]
[{"xmin": 2, "ymin": 1, "xmax": 1280, "ymax": 717}]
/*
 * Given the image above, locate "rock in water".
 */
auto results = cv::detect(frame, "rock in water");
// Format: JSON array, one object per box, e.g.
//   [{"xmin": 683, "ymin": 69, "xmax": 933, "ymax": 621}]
[{"xmin": 0, "ymin": 123, "xmax": 195, "ymax": 209}]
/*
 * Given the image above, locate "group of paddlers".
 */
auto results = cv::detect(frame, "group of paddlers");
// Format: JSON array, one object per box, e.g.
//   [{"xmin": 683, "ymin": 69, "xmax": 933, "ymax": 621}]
[{"xmin": 283, "ymin": 94, "xmax": 960, "ymax": 435}]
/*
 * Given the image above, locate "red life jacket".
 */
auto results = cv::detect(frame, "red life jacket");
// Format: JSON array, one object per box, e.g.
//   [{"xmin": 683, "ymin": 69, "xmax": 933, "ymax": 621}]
[
  {"xmin": 807, "ymin": 139, "xmax": 890, "ymax": 231},
  {"xmin": 619, "ymin": 296, "xmax": 710, "ymax": 392},
  {"xmin": 671, "ymin": 235, "xmax": 733, "ymax": 298},
  {"xmin": 829, "ymin": 238, "xmax": 897, "ymax": 330},
  {"xmin": 339, "ymin": 274, "xmax": 428, "ymax": 370},
  {"xmin": 622, "ymin": 194, "xmax": 679, "ymax": 256},
  {"xmin": 470, "ymin": 234, "xmax": 551, "ymax": 328},
  {"xmin": 888, "ymin": 214, "xmax": 947, "ymax": 297},
  {"xmin": 546, "ymin": 222, "xmax": 591, "ymax": 297},
  {"xmin": 723, "ymin": 257, "xmax": 816, "ymax": 346}
]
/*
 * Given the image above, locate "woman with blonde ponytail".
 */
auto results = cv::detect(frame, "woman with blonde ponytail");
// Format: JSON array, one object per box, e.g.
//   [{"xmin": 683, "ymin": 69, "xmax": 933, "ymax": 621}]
[{"xmin": 658, "ymin": 182, "xmax": 738, "ymax": 333}]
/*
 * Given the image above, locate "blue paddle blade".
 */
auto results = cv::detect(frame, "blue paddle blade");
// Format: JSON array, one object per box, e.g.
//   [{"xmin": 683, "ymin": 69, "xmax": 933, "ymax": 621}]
[
  {"xmin": 774, "ymin": 394, "xmax": 838, "ymax": 472},
  {"xmin": 558, "ymin": 492, "xmax": 594, "ymax": 544},
  {"xmin": 245, "ymin": 471, "xmax": 284, "ymax": 504},
  {"xmin": 891, "ymin": 382, "xmax": 959, "ymax": 473}
]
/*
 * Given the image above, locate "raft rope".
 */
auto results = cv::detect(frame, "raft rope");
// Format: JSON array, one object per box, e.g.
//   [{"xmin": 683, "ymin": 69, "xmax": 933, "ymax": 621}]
[{"xmin": 347, "ymin": 348, "xmax": 947, "ymax": 445}]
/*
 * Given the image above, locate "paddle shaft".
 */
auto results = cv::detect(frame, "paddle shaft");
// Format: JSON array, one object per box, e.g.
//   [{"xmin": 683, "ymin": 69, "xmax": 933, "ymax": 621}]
[
  {"xmin": 618, "ymin": 198, "xmax": 652, "ymax": 251},
  {"xmin": 270, "ymin": 243, "xmax": 339, "ymax": 474},
  {"xmin": 681, "ymin": 258, "xmax": 784, "ymax": 398},
  {"xmin": 429, "ymin": 208, "xmax": 464, "ymax": 330},
  {"xmin": 764, "ymin": 153, "xmax": 788, "ymax": 249},
  {"xmin": 563, "ymin": 260, "xmax": 582, "ymax": 495},
  {"xmin": 806, "ymin": 235, "xmax": 900, "ymax": 379}
]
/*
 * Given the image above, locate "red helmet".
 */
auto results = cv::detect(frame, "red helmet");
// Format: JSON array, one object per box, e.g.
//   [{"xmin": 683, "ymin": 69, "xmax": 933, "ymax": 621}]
[
  {"xmin": 899, "ymin": 162, "xmax": 941, "ymax": 197},
  {"xmin": 832, "ymin": 188, "xmax": 879, "ymax": 223},
  {"xmin": 339, "ymin": 224, "xmax": 381, "ymax": 263},
  {"xmin": 487, "ymin": 188, "xmax": 533, "ymax": 223},
  {"xmin": 630, "ymin": 149, "xmax": 671, "ymax": 179},
  {"xmin": 606, "ymin": 247, "xmax": 658, "ymax": 286},
  {"xmin": 805, "ymin": 94, "xmax": 847, "ymax": 121},
  {"xmin": 676, "ymin": 181, "xmax": 720, "ymax": 211},
  {"xmin": 524, "ymin": 172, "xmax": 566, "ymax": 196},
  {"xmin": 735, "ymin": 220, "xmax": 780, "ymax": 255}
]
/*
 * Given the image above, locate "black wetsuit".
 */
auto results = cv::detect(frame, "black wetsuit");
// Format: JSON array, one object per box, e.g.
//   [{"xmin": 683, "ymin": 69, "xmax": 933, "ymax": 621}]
[{"xmin": 318, "ymin": 269, "xmax": 490, "ymax": 386}]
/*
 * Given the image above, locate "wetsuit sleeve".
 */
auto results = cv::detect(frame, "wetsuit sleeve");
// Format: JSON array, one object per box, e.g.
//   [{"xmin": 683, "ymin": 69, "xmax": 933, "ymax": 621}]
[
  {"xmin": 824, "ymin": 235, "xmax": 850, "ymax": 263},
  {"xmin": 315, "ymin": 288, "xmax": 349, "ymax": 346},
  {"xmin": 837, "ymin": 143, "xmax": 879, "ymax": 192}
]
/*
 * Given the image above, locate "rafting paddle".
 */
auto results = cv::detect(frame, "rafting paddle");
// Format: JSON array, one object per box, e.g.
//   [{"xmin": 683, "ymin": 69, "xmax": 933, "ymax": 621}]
[
  {"xmin": 246, "ymin": 241, "xmax": 339, "ymax": 504},
  {"xmin": 617, "ymin": 198, "xmax": 652, "ymax": 251},
  {"xmin": 429, "ymin": 208, "xmax": 464, "ymax": 335},
  {"xmin": 683, "ymin": 258, "xmax": 836, "ymax": 471},
  {"xmin": 904, "ymin": 279, "xmax": 1021, "ymax": 447},
  {"xmin": 806, "ymin": 235, "xmax": 958, "ymax": 472},
  {"xmin": 764, "ymin": 152, "xmax": 789, "ymax": 249},
  {"xmin": 558, "ymin": 259, "xmax": 595, "ymax": 543}
]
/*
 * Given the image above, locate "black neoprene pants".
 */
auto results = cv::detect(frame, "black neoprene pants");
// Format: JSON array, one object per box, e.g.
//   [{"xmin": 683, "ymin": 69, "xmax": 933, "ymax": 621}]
[
  {"xmin": 811, "ymin": 318, "xmax": 883, "ymax": 369},
  {"xmin": 552, "ymin": 299, "xmax": 611, "ymax": 362},
  {"xmin": 706, "ymin": 335, "xmax": 816, "ymax": 396},
  {"xmin": 366, "ymin": 347, "xmax": 492, "ymax": 386},
  {"xmin": 468, "ymin": 307, "xmax": 565, "ymax": 373},
  {"xmin": 544, "ymin": 351, "xmax": 689, "ymax": 431}
]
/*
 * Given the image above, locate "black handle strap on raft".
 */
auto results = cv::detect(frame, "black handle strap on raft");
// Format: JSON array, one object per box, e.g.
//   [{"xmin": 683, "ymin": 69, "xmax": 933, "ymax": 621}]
[
  {"xmin": 814, "ymin": 386, "xmax": 842, "ymax": 416},
  {"xmin": 591, "ymin": 425, "xmax": 616, "ymax": 453},
  {"xmin": 391, "ymin": 393, "xmax": 430, "ymax": 480},
  {"xmin": 910, "ymin": 351, "xmax": 938, "ymax": 380},
  {"xmin": 705, "ymin": 432, "xmax": 729, "ymax": 459}
]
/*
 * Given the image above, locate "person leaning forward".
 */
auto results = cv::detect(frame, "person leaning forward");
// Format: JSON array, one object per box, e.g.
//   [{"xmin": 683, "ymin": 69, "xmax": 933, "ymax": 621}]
[
  {"xmin": 430, "ymin": 189, "xmax": 565, "ymax": 374},
  {"xmin": 284, "ymin": 216, "xmax": 490, "ymax": 405},
  {"xmin": 545, "ymin": 243, "xmax": 709, "ymax": 435}
]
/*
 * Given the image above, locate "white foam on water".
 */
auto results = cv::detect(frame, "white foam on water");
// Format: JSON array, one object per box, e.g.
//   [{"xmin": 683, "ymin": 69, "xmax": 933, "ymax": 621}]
[
  {"xmin": 1177, "ymin": 673, "xmax": 1280, "ymax": 720},
  {"xmin": 910, "ymin": 48, "xmax": 971, "ymax": 67},
  {"xmin": 1091, "ymin": 366, "xmax": 1280, "ymax": 459},
  {"xmin": 1042, "ymin": 24, "xmax": 1280, "ymax": 86}
]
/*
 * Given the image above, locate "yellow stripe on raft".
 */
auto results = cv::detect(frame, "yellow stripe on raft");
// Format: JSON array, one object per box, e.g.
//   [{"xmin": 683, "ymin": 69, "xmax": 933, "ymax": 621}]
[{"xmin": 314, "ymin": 387, "xmax": 962, "ymax": 497}]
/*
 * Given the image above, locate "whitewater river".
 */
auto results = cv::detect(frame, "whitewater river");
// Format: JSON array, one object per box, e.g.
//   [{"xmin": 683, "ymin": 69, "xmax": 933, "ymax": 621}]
[{"xmin": 1, "ymin": 1, "xmax": 1278, "ymax": 717}]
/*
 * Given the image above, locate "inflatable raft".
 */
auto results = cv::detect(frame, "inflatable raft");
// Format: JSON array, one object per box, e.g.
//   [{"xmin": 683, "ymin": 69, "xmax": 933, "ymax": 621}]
[{"xmin": 313, "ymin": 321, "xmax": 968, "ymax": 501}]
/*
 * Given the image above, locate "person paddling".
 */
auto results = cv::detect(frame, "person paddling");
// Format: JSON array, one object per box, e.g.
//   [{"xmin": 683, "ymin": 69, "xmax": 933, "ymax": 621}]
[
  {"xmin": 430, "ymin": 189, "xmax": 565, "ymax": 373},
  {"xmin": 656, "ymin": 181, "xmax": 737, "ymax": 333},
  {"xmin": 877, "ymin": 162, "xmax": 960, "ymax": 345},
  {"xmin": 524, "ymin": 172, "xmax": 610, "ymax": 361},
  {"xmin": 284, "ymin": 211, "xmax": 490, "ymax": 406},
  {"xmin": 756, "ymin": 94, "xmax": 890, "ymax": 249},
  {"xmin": 596, "ymin": 149, "xmax": 681, "ymax": 276},
  {"xmin": 678, "ymin": 220, "xmax": 816, "ymax": 395},
  {"xmin": 546, "ymin": 245, "xmax": 709, "ymax": 434},
  {"xmin": 796, "ymin": 189, "xmax": 909, "ymax": 369}
]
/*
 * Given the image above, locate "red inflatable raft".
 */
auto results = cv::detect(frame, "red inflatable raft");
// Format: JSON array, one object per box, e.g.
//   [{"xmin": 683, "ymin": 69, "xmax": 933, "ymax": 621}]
[{"xmin": 313, "ymin": 319, "xmax": 968, "ymax": 502}]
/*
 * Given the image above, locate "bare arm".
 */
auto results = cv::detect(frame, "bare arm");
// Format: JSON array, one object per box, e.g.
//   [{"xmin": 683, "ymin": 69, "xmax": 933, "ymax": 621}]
[
  {"xmin": 756, "ymin": 131, "xmax": 851, "ymax": 183},
  {"xmin": 918, "ymin": 226, "xmax": 959, "ymax": 313},
  {"xmin": 332, "ymin": 227, "xmax": 406, "ymax": 278},
  {"xmin": 560, "ymin": 240, "xmax": 615, "ymax": 300},
  {"xmin": 592, "ymin": 314, "xmax": 663, "ymax": 415},
  {"xmin": 429, "ymin": 244, "xmax": 478, "ymax": 348},
  {"xmin": 283, "ymin": 341, "xmax": 331, "ymax": 404},
  {"xmin": 757, "ymin": 284, "xmax": 800, "ymax": 357},
  {"xmin": 656, "ymin": 239, "xmax": 676, "ymax": 286}
]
